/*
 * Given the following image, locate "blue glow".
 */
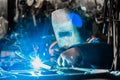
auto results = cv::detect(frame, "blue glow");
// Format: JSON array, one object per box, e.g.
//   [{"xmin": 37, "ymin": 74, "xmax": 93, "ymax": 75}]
[
  {"xmin": 67, "ymin": 12, "xmax": 83, "ymax": 28},
  {"xmin": 13, "ymin": 15, "xmax": 54, "ymax": 61}
]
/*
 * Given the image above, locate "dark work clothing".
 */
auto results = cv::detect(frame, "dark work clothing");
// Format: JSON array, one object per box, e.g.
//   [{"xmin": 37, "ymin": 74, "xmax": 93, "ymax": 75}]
[{"xmin": 77, "ymin": 43, "xmax": 113, "ymax": 69}]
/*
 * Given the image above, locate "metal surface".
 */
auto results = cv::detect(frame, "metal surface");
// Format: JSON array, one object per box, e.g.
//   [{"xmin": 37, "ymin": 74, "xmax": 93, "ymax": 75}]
[
  {"xmin": 7, "ymin": 67, "xmax": 113, "ymax": 80},
  {"xmin": 0, "ymin": 67, "xmax": 120, "ymax": 80},
  {"xmin": 9, "ymin": 68, "xmax": 107, "ymax": 76}
]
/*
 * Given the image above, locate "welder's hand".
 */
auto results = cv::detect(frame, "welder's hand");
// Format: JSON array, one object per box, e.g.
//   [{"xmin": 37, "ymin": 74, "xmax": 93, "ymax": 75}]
[{"xmin": 57, "ymin": 47, "xmax": 81, "ymax": 67}]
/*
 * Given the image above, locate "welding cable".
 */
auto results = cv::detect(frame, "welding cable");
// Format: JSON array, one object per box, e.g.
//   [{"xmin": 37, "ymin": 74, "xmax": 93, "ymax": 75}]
[
  {"xmin": 87, "ymin": 36, "xmax": 96, "ymax": 43},
  {"xmin": 49, "ymin": 41, "xmax": 58, "ymax": 55}
]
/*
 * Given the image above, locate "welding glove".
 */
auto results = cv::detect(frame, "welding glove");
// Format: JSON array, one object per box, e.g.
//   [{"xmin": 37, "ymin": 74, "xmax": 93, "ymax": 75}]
[{"xmin": 57, "ymin": 47, "xmax": 81, "ymax": 67}]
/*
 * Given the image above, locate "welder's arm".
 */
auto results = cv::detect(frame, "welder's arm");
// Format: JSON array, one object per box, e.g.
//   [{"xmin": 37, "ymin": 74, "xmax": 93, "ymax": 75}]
[{"xmin": 57, "ymin": 43, "xmax": 113, "ymax": 68}]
